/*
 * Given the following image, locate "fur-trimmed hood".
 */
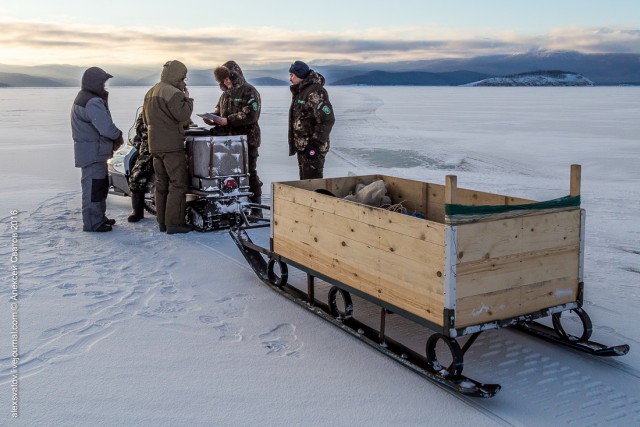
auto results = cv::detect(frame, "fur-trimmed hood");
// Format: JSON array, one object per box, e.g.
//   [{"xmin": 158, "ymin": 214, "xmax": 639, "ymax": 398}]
[{"xmin": 214, "ymin": 60, "xmax": 246, "ymax": 92}]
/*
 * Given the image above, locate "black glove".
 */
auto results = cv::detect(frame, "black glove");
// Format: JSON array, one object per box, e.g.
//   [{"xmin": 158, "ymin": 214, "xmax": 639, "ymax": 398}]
[
  {"xmin": 304, "ymin": 141, "xmax": 321, "ymax": 159},
  {"xmin": 113, "ymin": 134, "xmax": 124, "ymax": 152}
]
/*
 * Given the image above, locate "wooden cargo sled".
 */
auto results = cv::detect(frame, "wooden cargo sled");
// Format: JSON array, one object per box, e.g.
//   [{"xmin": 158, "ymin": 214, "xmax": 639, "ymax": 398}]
[{"xmin": 230, "ymin": 165, "xmax": 629, "ymax": 397}]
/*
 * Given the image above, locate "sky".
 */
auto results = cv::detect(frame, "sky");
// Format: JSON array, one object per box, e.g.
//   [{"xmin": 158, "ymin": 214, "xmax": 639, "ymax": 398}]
[{"xmin": 1, "ymin": 0, "xmax": 639, "ymax": 68}]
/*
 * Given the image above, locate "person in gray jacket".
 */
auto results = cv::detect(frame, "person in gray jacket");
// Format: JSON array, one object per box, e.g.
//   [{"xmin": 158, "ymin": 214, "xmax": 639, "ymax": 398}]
[{"xmin": 71, "ymin": 67, "xmax": 124, "ymax": 232}]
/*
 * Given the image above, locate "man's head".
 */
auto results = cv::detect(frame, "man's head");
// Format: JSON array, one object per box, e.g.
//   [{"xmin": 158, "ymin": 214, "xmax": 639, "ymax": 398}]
[
  {"xmin": 289, "ymin": 60, "xmax": 310, "ymax": 84},
  {"xmin": 214, "ymin": 66, "xmax": 232, "ymax": 89},
  {"xmin": 81, "ymin": 67, "xmax": 113, "ymax": 97},
  {"xmin": 161, "ymin": 60, "xmax": 188, "ymax": 90},
  {"xmin": 214, "ymin": 61, "xmax": 244, "ymax": 89}
]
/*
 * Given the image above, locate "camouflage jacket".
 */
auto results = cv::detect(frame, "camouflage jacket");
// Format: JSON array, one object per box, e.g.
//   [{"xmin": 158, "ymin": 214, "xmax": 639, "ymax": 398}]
[
  {"xmin": 288, "ymin": 70, "xmax": 335, "ymax": 156},
  {"xmin": 214, "ymin": 61, "xmax": 261, "ymax": 148}
]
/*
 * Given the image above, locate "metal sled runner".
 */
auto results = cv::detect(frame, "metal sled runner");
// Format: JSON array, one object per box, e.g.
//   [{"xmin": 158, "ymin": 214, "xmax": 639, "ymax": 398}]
[{"xmin": 230, "ymin": 165, "xmax": 629, "ymax": 397}]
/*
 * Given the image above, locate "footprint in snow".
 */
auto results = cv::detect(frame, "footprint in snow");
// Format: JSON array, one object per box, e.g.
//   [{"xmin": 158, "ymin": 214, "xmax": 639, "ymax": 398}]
[
  {"xmin": 213, "ymin": 322, "xmax": 243, "ymax": 342},
  {"xmin": 259, "ymin": 323, "xmax": 303, "ymax": 358}
]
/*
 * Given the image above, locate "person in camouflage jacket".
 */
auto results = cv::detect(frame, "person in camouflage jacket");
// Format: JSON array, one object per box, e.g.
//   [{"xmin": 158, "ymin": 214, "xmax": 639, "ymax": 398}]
[
  {"xmin": 126, "ymin": 112, "xmax": 153, "ymax": 222},
  {"xmin": 206, "ymin": 60, "xmax": 263, "ymax": 207},
  {"xmin": 288, "ymin": 61, "xmax": 335, "ymax": 179}
]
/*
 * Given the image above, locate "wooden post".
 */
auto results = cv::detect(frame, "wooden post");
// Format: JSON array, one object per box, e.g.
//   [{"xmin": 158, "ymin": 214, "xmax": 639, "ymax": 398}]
[
  {"xmin": 570, "ymin": 164, "xmax": 581, "ymax": 197},
  {"xmin": 445, "ymin": 175, "xmax": 458, "ymax": 204}
]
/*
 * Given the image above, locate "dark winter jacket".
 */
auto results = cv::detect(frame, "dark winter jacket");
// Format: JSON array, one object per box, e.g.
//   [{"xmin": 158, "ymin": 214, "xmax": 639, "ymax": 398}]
[
  {"xmin": 213, "ymin": 61, "xmax": 261, "ymax": 148},
  {"xmin": 288, "ymin": 70, "xmax": 335, "ymax": 156},
  {"xmin": 143, "ymin": 60, "xmax": 194, "ymax": 153},
  {"xmin": 70, "ymin": 67, "xmax": 123, "ymax": 168}
]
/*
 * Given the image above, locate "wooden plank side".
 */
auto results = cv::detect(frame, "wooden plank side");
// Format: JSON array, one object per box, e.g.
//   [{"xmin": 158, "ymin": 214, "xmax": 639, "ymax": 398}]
[
  {"xmin": 274, "ymin": 214, "xmax": 445, "ymax": 296},
  {"xmin": 456, "ymin": 188, "xmax": 536, "ymax": 206},
  {"xmin": 280, "ymin": 175, "xmax": 430, "ymax": 215},
  {"xmin": 522, "ymin": 209, "xmax": 581, "ymax": 251},
  {"xmin": 379, "ymin": 282, "xmax": 444, "ymax": 325},
  {"xmin": 273, "ymin": 227, "xmax": 444, "ymax": 324},
  {"xmin": 426, "ymin": 183, "xmax": 446, "ymax": 223},
  {"xmin": 456, "ymin": 245, "xmax": 580, "ymax": 298},
  {"xmin": 273, "ymin": 233, "xmax": 378, "ymax": 292},
  {"xmin": 274, "ymin": 197, "xmax": 445, "ymax": 266},
  {"xmin": 275, "ymin": 183, "xmax": 382, "ymax": 228},
  {"xmin": 276, "ymin": 177, "xmax": 538, "ymax": 224},
  {"xmin": 273, "ymin": 209, "xmax": 445, "ymax": 324},
  {"xmin": 271, "ymin": 177, "xmax": 581, "ymax": 331},
  {"xmin": 276, "ymin": 176, "xmax": 383, "ymax": 198},
  {"xmin": 455, "ymin": 278, "xmax": 579, "ymax": 328},
  {"xmin": 456, "ymin": 210, "xmax": 581, "ymax": 264},
  {"xmin": 425, "ymin": 183, "xmax": 535, "ymax": 223},
  {"xmin": 274, "ymin": 196, "xmax": 380, "ymax": 247},
  {"xmin": 381, "ymin": 175, "xmax": 428, "ymax": 216},
  {"xmin": 273, "ymin": 186, "xmax": 446, "ymax": 246}
]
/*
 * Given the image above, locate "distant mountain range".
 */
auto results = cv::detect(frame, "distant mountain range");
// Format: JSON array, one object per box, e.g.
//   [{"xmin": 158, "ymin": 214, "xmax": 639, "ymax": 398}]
[
  {"xmin": 464, "ymin": 71, "xmax": 594, "ymax": 87},
  {"xmin": 0, "ymin": 72, "xmax": 69, "ymax": 87},
  {"xmin": 331, "ymin": 70, "xmax": 491, "ymax": 86},
  {"xmin": 1, "ymin": 51, "xmax": 638, "ymax": 87}
]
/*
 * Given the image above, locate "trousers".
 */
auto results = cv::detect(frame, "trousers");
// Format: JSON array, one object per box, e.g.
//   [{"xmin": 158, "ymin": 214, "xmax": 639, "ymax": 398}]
[
  {"xmin": 296, "ymin": 152, "xmax": 325, "ymax": 180},
  {"xmin": 152, "ymin": 151, "xmax": 188, "ymax": 227},
  {"xmin": 81, "ymin": 161, "xmax": 109, "ymax": 231}
]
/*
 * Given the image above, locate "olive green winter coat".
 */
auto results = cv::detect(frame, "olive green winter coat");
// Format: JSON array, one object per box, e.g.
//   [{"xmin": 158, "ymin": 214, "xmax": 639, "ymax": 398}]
[{"xmin": 143, "ymin": 60, "xmax": 194, "ymax": 153}]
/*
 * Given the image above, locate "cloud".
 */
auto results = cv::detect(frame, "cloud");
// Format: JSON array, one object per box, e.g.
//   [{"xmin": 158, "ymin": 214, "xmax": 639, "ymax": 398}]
[{"xmin": 1, "ymin": 20, "xmax": 638, "ymax": 67}]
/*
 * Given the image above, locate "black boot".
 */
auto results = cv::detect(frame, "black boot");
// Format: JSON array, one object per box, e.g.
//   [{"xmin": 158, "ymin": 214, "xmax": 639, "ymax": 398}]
[
  {"xmin": 166, "ymin": 224, "xmax": 192, "ymax": 234},
  {"xmin": 127, "ymin": 192, "xmax": 145, "ymax": 223},
  {"xmin": 250, "ymin": 196, "xmax": 263, "ymax": 219}
]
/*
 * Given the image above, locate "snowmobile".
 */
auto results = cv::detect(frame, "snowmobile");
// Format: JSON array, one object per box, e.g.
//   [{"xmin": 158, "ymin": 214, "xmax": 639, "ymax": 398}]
[{"xmin": 108, "ymin": 109, "xmax": 262, "ymax": 231}]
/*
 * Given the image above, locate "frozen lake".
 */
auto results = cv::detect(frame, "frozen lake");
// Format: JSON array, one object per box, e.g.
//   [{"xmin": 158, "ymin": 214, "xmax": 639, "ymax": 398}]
[
  {"xmin": 1, "ymin": 86, "xmax": 639, "ymax": 426},
  {"xmin": 2, "ymin": 85, "xmax": 638, "ymax": 189}
]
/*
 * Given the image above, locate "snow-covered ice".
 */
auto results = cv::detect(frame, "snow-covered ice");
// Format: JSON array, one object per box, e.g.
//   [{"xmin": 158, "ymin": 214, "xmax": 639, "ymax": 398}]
[{"xmin": 1, "ymin": 86, "xmax": 639, "ymax": 426}]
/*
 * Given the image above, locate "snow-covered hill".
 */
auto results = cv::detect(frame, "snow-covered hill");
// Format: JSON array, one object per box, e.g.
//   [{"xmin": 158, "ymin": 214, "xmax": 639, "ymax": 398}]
[{"xmin": 464, "ymin": 71, "xmax": 594, "ymax": 87}]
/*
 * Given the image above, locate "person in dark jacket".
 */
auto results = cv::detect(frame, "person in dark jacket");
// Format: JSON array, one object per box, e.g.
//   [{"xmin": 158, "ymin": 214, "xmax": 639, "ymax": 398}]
[
  {"xmin": 71, "ymin": 67, "xmax": 123, "ymax": 232},
  {"xmin": 126, "ymin": 112, "xmax": 152, "ymax": 223},
  {"xmin": 205, "ymin": 61, "xmax": 263, "ymax": 214},
  {"xmin": 143, "ymin": 60, "xmax": 194, "ymax": 234},
  {"xmin": 288, "ymin": 60, "xmax": 335, "ymax": 179}
]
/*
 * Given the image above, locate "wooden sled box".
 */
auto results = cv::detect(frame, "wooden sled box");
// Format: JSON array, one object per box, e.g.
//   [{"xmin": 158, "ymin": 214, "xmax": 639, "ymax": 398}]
[{"xmin": 271, "ymin": 165, "xmax": 584, "ymax": 337}]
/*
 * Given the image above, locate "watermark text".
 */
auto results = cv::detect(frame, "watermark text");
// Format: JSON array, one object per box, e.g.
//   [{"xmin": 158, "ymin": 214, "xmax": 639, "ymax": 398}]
[{"xmin": 8, "ymin": 209, "xmax": 20, "ymax": 418}]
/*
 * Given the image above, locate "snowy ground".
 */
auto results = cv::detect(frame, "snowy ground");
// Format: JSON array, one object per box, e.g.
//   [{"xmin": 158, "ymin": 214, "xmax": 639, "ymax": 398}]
[{"xmin": 1, "ymin": 86, "xmax": 639, "ymax": 426}]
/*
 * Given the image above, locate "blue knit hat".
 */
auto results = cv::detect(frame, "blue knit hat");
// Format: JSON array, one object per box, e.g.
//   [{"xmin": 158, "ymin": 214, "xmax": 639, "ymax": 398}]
[{"xmin": 289, "ymin": 61, "xmax": 311, "ymax": 79}]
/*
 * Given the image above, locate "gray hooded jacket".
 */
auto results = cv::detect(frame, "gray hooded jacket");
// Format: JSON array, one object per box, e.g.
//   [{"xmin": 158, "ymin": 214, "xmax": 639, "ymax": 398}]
[{"xmin": 71, "ymin": 67, "xmax": 123, "ymax": 168}]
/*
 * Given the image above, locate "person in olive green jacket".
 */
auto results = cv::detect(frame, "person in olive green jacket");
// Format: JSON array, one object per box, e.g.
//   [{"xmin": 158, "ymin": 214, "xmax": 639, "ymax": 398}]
[{"xmin": 143, "ymin": 60, "xmax": 194, "ymax": 234}]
